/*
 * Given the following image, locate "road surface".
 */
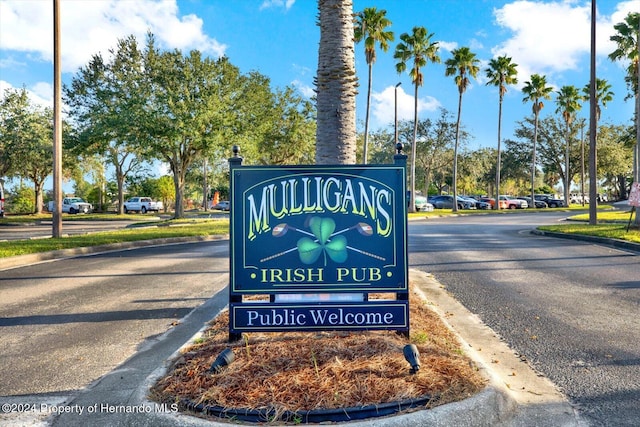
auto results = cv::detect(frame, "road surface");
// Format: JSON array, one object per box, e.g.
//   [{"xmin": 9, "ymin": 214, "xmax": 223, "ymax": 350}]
[{"xmin": 409, "ymin": 212, "xmax": 640, "ymax": 427}]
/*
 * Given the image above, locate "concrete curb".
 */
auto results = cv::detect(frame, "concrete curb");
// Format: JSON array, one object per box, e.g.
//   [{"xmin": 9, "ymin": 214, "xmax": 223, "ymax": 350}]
[{"xmin": 531, "ymin": 229, "xmax": 640, "ymax": 254}]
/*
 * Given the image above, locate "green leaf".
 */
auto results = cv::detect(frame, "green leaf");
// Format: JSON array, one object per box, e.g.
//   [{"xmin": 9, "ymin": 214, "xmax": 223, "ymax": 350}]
[
  {"xmin": 325, "ymin": 235, "xmax": 348, "ymax": 263},
  {"xmin": 309, "ymin": 216, "xmax": 335, "ymax": 244},
  {"xmin": 297, "ymin": 237, "xmax": 322, "ymax": 264}
]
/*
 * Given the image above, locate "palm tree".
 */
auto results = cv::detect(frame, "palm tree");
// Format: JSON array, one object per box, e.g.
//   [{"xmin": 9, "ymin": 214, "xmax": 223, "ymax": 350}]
[
  {"xmin": 555, "ymin": 85, "xmax": 583, "ymax": 207},
  {"xmin": 609, "ymin": 12, "xmax": 639, "ymax": 224},
  {"xmin": 394, "ymin": 27, "xmax": 440, "ymax": 212},
  {"xmin": 609, "ymin": 12, "xmax": 639, "ymax": 97},
  {"xmin": 445, "ymin": 47, "xmax": 479, "ymax": 212},
  {"xmin": 485, "ymin": 56, "xmax": 518, "ymax": 210},
  {"xmin": 354, "ymin": 7, "xmax": 393, "ymax": 164},
  {"xmin": 315, "ymin": 0, "xmax": 357, "ymax": 165},
  {"xmin": 582, "ymin": 78, "xmax": 614, "ymax": 122},
  {"xmin": 522, "ymin": 74, "xmax": 553, "ymax": 207},
  {"xmin": 582, "ymin": 78, "xmax": 614, "ymax": 208}
]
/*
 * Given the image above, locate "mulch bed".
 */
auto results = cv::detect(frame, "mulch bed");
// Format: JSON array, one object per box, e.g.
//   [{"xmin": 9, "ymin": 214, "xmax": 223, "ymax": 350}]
[{"xmin": 150, "ymin": 287, "xmax": 486, "ymax": 423}]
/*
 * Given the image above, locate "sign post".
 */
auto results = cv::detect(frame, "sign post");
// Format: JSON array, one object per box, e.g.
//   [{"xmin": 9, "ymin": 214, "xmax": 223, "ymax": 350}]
[{"xmin": 228, "ymin": 145, "xmax": 409, "ymax": 341}]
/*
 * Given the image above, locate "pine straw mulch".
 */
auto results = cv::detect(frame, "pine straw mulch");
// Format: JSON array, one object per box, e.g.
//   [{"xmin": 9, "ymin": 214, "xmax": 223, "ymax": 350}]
[{"xmin": 150, "ymin": 287, "xmax": 487, "ymax": 423}]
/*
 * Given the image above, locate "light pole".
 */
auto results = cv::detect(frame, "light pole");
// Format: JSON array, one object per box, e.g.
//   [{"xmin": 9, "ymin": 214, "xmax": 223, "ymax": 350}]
[
  {"xmin": 52, "ymin": 0, "xmax": 62, "ymax": 237},
  {"xmin": 394, "ymin": 82, "xmax": 402, "ymax": 145},
  {"xmin": 580, "ymin": 119, "xmax": 586, "ymax": 206}
]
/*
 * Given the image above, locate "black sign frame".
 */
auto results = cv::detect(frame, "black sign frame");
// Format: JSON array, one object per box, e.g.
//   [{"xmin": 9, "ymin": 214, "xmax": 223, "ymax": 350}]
[{"xmin": 227, "ymin": 147, "xmax": 409, "ymax": 340}]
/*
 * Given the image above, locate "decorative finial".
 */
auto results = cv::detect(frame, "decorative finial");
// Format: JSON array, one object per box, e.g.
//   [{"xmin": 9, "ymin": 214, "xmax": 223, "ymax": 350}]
[
  {"xmin": 232, "ymin": 145, "xmax": 240, "ymax": 157},
  {"xmin": 396, "ymin": 142, "xmax": 404, "ymax": 155}
]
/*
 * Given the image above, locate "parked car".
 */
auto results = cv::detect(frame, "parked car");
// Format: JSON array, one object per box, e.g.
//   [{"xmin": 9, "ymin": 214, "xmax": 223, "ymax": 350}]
[
  {"xmin": 47, "ymin": 197, "xmax": 93, "ymax": 214},
  {"xmin": 463, "ymin": 196, "xmax": 490, "ymax": 210},
  {"xmin": 428, "ymin": 195, "xmax": 476, "ymax": 210},
  {"xmin": 123, "ymin": 197, "xmax": 163, "ymax": 214},
  {"xmin": 517, "ymin": 197, "xmax": 547, "ymax": 209},
  {"xmin": 570, "ymin": 193, "xmax": 590, "ymax": 204},
  {"xmin": 213, "ymin": 201, "xmax": 230, "ymax": 211},
  {"xmin": 479, "ymin": 197, "xmax": 509, "ymax": 210},
  {"xmin": 407, "ymin": 192, "xmax": 433, "ymax": 212},
  {"xmin": 534, "ymin": 194, "xmax": 565, "ymax": 208},
  {"xmin": 498, "ymin": 195, "xmax": 528, "ymax": 209},
  {"xmin": 414, "ymin": 195, "xmax": 434, "ymax": 212}
]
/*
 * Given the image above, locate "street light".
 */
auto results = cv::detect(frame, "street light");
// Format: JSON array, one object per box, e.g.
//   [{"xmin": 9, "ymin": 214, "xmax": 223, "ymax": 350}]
[{"xmin": 395, "ymin": 82, "xmax": 402, "ymax": 145}]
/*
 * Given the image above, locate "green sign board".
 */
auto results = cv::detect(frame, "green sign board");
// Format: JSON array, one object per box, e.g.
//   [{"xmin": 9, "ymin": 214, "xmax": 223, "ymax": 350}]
[{"xmin": 230, "ymin": 165, "xmax": 408, "ymax": 294}]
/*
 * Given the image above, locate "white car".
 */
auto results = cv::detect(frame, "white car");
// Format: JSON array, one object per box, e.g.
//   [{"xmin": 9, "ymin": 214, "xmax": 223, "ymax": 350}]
[
  {"xmin": 498, "ymin": 195, "xmax": 527, "ymax": 209},
  {"xmin": 47, "ymin": 197, "xmax": 93, "ymax": 214},
  {"xmin": 123, "ymin": 197, "xmax": 163, "ymax": 214},
  {"xmin": 414, "ymin": 195, "xmax": 434, "ymax": 212}
]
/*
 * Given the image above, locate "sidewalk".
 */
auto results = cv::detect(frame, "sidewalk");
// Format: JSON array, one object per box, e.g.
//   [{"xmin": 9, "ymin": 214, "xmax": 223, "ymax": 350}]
[{"xmin": 1, "ymin": 245, "xmax": 586, "ymax": 427}]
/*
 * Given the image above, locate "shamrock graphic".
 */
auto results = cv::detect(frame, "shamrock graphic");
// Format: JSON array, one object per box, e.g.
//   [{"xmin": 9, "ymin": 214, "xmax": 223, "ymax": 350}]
[
  {"xmin": 296, "ymin": 217, "xmax": 348, "ymax": 265},
  {"xmin": 262, "ymin": 218, "xmax": 383, "ymax": 264}
]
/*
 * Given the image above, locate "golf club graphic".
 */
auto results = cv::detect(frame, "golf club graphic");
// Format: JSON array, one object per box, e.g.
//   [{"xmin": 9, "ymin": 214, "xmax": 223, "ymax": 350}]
[{"xmin": 260, "ymin": 217, "xmax": 385, "ymax": 264}]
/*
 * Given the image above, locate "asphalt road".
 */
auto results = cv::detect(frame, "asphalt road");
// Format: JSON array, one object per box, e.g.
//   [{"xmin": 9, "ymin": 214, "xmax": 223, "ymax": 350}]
[
  {"xmin": 409, "ymin": 211, "xmax": 640, "ymax": 427},
  {"xmin": 0, "ymin": 240, "xmax": 229, "ymax": 397},
  {"xmin": 1, "ymin": 212, "xmax": 639, "ymax": 426}
]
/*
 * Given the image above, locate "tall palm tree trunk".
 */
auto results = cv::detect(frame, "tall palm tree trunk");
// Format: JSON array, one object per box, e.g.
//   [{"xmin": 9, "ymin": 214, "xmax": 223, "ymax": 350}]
[
  {"xmin": 316, "ymin": 0, "xmax": 357, "ymax": 165},
  {"xmin": 452, "ymin": 92, "xmax": 462, "ymax": 213},
  {"xmin": 564, "ymin": 123, "xmax": 570, "ymax": 207},
  {"xmin": 531, "ymin": 113, "xmax": 539, "ymax": 208},
  {"xmin": 634, "ymin": 18, "xmax": 639, "ymax": 225},
  {"xmin": 363, "ymin": 63, "xmax": 373, "ymax": 164},
  {"xmin": 409, "ymin": 82, "xmax": 418, "ymax": 213},
  {"xmin": 495, "ymin": 98, "xmax": 503, "ymax": 210}
]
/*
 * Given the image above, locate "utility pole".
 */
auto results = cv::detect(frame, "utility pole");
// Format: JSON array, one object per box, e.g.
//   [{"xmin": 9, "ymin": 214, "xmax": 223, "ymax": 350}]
[
  {"xmin": 203, "ymin": 158, "xmax": 208, "ymax": 211},
  {"xmin": 634, "ymin": 14, "xmax": 640, "ymax": 225},
  {"xmin": 580, "ymin": 119, "xmax": 586, "ymax": 207},
  {"xmin": 52, "ymin": 0, "xmax": 63, "ymax": 237},
  {"xmin": 588, "ymin": 0, "xmax": 598, "ymax": 225},
  {"xmin": 394, "ymin": 82, "xmax": 401, "ymax": 146}
]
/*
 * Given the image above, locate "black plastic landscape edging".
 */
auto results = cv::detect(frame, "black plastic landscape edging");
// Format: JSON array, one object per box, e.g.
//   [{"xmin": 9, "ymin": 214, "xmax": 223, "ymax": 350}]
[{"xmin": 180, "ymin": 395, "xmax": 433, "ymax": 423}]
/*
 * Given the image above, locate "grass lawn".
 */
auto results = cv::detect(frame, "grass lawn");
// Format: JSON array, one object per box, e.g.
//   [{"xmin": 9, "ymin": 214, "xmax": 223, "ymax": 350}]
[
  {"xmin": 0, "ymin": 213, "xmax": 229, "ymax": 258},
  {"xmin": 2, "ymin": 206, "xmax": 638, "ymax": 259},
  {"xmin": 538, "ymin": 208, "xmax": 640, "ymax": 244}
]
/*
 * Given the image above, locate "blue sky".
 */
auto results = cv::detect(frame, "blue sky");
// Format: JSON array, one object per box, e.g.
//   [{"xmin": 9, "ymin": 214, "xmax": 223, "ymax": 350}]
[{"xmin": 1, "ymin": 0, "xmax": 639, "ymax": 159}]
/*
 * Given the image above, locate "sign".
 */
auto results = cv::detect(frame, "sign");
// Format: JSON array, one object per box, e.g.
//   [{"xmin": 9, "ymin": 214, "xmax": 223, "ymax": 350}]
[
  {"xmin": 230, "ymin": 166, "xmax": 408, "ymax": 294},
  {"xmin": 227, "ymin": 158, "xmax": 409, "ymax": 337},
  {"xmin": 230, "ymin": 302, "xmax": 408, "ymax": 332},
  {"xmin": 629, "ymin": 182, "xmax": 640, "ymax": 207}
]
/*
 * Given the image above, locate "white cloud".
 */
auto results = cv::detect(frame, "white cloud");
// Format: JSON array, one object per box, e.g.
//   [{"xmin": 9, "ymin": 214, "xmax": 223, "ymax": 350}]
[
  {"xmin": 371, "ymin": 85, "xmax": 441, "ymax": 128},
  {"xmin": 0, "ymin": 0, "xmax": 226, "ymax": 74},
  {"xmin": 437, "ymin": 41, "xmax": 458, "ymax": 53},
  {"xmin": 292, "ymin": 80, "xmax": 315, "ymax": 99},
  {"xmin": 469, "ymin": 38, "xmax": 484, "ymax": 51},
  {"xmin": 260, "ymin": 0, "xmax": 296, "ymax": 11},
  {"xmin": 490, "ymin": 0, "xmax": 640, "ymax": 84},
  {"xmin": 492, "ymin": 1, "xmax": 591, "ymax": 74},
  {"xmin": 0, "ymin": 80, "xmax": 51, "ymax": 108},
  {"xmin": 30, "ymin": 82, "xmax": 54, "ymax": 106}
]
